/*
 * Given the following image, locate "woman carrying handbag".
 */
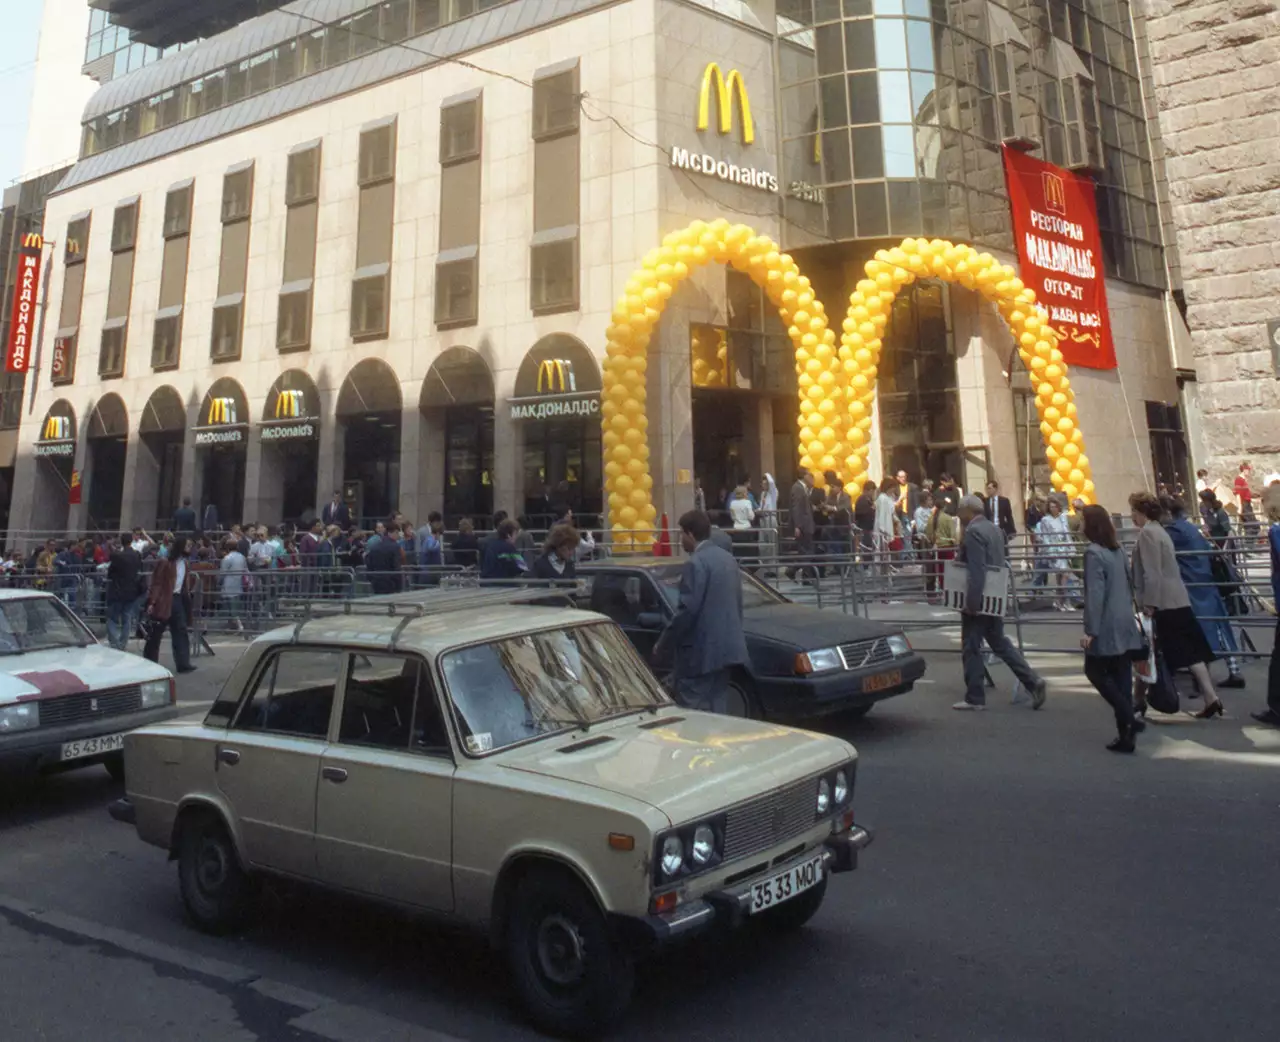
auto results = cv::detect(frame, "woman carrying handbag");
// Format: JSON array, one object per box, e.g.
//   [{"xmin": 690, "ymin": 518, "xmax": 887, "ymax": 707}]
[
  {"xmin": 1079, "ymin": 506, "xmax": 1148, "ymax": 752},
  {"xmin": 143, "ymin": 535, "xmax": 196, "ymax": 674},
  {"xmin": 1129, "ymin": 492, "xmax": 1223, "ymax": 719}
]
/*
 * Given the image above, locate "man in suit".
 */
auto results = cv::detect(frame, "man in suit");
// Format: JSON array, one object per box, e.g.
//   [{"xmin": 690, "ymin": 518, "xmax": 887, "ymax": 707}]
[
  {"xmin": 171, "ymin": 497, "xmax": 196, "ymax": 536},
  {"xmin": 654, "ymin": 510, "xmax": 749, "ymax": 713},
  {"xmin": 787, "ymin": 468, "xmax": 815, "ymax": 578},
  {"xmin": 364, "ymin": 522, "xmax": 403, "ymax": 594},
  {"xmin": 984, "ymin": 480, "xmax": 1017, "ymax": 543},
  {"xmin": 954, "ymin": 495, "xmax": 1046, "ymax": 711},
  {"xmin": 322, "ymin": 491, "xmax": 351, "ymax": 528}
]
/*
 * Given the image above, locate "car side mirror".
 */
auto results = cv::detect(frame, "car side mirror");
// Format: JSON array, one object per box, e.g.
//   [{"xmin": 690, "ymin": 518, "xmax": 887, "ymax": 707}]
[{"xmin": 636, "ymin": 611, "xmax": 665, "ymax": 630}]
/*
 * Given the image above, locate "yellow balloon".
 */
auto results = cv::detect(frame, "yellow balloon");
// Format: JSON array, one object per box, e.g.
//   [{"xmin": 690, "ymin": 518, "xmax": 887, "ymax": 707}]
[
  {"xmin": 605, "ymin": 461, "xmax": 622, "ymax": 480},
  {"xmin": 1063, "ymin": 442, "xmax": 1080, "ymax": 460},
  {"xmin": 626, "ymin": 457, "xmax": 646, "ymax": 477},
  {"xmin": 1044, "ymin": 407, "xmax": 1061, "ymax": 424},
  {"xmin": 1050, "ymin": 432, "xmax": 1067, "ymax": 449},
  {"xmin": 614, "ymin": 474, "xmax": 634, "ymax": 496},
  {"xmin": 1057, "ymin": 417, "xmax": 1074, "ymax": 433},
  {"xmin": 612, "ymin": 444, "xmax": 632, "ymax": 465},
  {"xmin": 608, "ymin": 493, "xmax": 625, "ymax": 513},
  {"xmin": 1068, "ymin": 468, "xmax": 1085, "ymax": 486},
  {"xmin": 1055, "ymin": 457, "xmax": 1073, "ymax": 475},
  {"xmin": 618, "ymin": 507, "xmax": 639, "ymax": 528},
  {"xmin": 628, "ymin": 489, "xmax": 649, "ymax": 509}
]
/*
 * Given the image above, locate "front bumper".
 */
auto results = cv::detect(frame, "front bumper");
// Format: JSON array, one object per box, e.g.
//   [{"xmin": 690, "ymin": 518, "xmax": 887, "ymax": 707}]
[
  {"xmin": 0, "ymin": 706, "xmax": 178, "ymax": 773},
  {"xmin": 633, "ymin": 825, "xmax": 873, "ymax": 945},
  {"xmin": 756, "ymin": 654, "xmax": 927, "ymax": 719}
]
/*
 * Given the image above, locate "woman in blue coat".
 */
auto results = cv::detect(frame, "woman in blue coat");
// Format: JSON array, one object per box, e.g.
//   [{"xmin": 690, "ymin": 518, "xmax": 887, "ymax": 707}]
[{"xmin": 1161, "ymin": 496, "xmax": 1244, "ymax": 687}]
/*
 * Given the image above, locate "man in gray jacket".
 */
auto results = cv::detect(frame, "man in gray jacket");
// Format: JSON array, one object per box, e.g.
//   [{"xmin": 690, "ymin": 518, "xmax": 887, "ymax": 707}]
[
  {"xmin": 954, "ymin": 495, "xmax": 1047, "ymax": 710},
  {"xmin": 654, "ymin": 510, "xmax": 750, "ymax": 713},
  {"xmin": 786, "ymin": 468, "xmax": 815, "ymax": 580}
]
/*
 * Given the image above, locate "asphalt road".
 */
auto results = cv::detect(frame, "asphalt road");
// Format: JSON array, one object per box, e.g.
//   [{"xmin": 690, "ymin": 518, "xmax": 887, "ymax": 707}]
[{"xmin": 2, "ymin": 626, "xmax": 1278, "ymax": 1042}]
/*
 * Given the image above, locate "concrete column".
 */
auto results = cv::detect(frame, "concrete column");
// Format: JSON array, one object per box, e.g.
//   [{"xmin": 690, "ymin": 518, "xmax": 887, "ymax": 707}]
[
  {"xmin": 397, "ymin": 403, "xmax": 422, "ymax": 522},
  {"xmin": 65, "ymin": 437, "xmax": 88, "ymax": 533},
  {"xmin": 119, "ymin": 435, "xmax": 151, "ymax": 531},
  {"xmin": 250, "ymin": 442, "xmax": 285, "ymax": 529},
  {"xmin": 418, "ymin": 409, "xmax": 446, "ymax": 518},
  {"xmin": 491, "ymin": 380, "xmax": 521, "ymax": 521}
]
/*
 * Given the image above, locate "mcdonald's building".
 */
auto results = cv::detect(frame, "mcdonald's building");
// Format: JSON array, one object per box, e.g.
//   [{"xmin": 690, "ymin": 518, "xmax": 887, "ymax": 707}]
[{"xmin": 7, "ymin": 0, "xmax": 1194, "ymax": 538}]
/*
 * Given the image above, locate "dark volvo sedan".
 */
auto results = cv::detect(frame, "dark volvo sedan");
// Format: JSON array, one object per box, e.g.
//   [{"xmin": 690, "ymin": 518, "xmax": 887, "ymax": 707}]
[{"xmin": 578, "ymin": 561, "xmax": 925, "ymax": 720}]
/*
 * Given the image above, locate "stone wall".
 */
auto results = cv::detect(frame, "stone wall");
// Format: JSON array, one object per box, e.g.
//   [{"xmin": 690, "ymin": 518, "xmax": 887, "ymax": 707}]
[{"xmin": 1142, "ymin": 0, "xmax": 1280, "ymax": 479}]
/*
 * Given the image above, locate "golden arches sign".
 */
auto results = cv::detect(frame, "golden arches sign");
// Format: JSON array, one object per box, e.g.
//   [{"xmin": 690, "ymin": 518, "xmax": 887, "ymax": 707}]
[{"xmin": 601, "ymin": 219, "xmax": 1094, "ymax": 549}]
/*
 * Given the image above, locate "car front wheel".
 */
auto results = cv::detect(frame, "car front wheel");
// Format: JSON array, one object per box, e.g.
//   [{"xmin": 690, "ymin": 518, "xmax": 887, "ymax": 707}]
[
  {"xmin": 506, "ymin": 868, "xmax": 634, "ymax": 1038},
  {"xmin": 757, "ymin": 875, "xmax": 828, "ymax": 933},
  {"xmin": 177, "ymin": 813, "xmax": 252, "ymax": 935},
  {"xmin": 725, "ymin": 677, "xmax": 761, "ymax": 719}
]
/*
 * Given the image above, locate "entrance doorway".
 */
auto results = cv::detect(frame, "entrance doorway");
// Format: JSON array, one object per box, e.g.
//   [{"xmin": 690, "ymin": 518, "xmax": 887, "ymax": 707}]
[
  {"xmin": 195, "ymin": 379, "xmax": 249, "ymax": 529},
  {"xmin": 421, "ymin": 347, "xmax": 495, "ymax": 525},
  {"xmin": 337, "ymin": 358, "xmax": 401, "ymax": 526},
  {"xmin": 261, "ymin": 369, "xmax": 322, "ymax": 526},
  {"xmin": 86, "ymin": 394, "xmax": 128, "ymax": 532},
  {"xmin": 33, "ymin": 400, "xmax": 76, "ymax": 536},
  {"xmin": 140, "ymin": 386, "xmax": 186, "ymax": 529}
]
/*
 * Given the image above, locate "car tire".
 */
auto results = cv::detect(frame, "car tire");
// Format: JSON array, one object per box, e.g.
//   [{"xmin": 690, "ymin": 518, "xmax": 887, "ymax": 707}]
[
  {"xmin": 177, "ymin": 812, "xmax": 253, "ymax": 936},
  {"xmin": 103, "ymin": 752, "xmax": 126, "ymax": 783},
  {"xmin": 757, "ymin": 875, "xmax": 828, "ymax": 933},
  {"xmin": 725, "ymin": 677, "xmax": 761, "ymax": 720},
  {"xmin": 505, "ymin": 867, "xmax": 634, "ymax": 1038},
  {"xmin": 842, "ymin": 703, "xmax": 873, "ymax": 720}
]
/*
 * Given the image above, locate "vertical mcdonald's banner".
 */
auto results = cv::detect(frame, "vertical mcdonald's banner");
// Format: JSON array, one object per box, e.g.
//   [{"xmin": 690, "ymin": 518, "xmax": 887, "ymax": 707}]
[
  {"xmin": 69, "ymin": 471, "xmax": 82, "ymax": 505},
  {"xmin": 1002, "ymin": 146, "xmax": 1115, "ymax": 370},
  {"xmin": 6, "ymin": 233, "xmax": 44, "ymax": 373}
]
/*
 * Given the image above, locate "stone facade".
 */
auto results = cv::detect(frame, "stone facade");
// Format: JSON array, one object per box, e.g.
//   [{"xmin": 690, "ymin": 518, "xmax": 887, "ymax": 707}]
[{"xmin": 1143, "ymin": 0, "xmax": 1280, "ymax": 476}]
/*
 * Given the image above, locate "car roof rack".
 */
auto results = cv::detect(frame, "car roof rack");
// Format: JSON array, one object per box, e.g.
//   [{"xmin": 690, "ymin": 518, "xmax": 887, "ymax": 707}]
[{"xmin": 288, "ymin": 585, "xmax": 582, "ymax": 645}]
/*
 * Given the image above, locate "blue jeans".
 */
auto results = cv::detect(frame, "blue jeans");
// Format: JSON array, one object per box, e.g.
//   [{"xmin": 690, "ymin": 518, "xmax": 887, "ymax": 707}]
[{"xmin": 106, "ymin": 597, "xmax": 139, "ymax": 651}]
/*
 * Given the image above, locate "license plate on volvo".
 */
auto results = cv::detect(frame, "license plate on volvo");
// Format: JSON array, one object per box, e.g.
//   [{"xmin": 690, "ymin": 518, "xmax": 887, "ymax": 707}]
[
  {"xmin": 60, "ymin": 733, "xmax": 126, "ymax": 762},
  {"xmin": 749, "ymin": 855, "xmax": 824, "ymax": 914},
  {"xmin": 862, "ymin": 669, "xmax": 902, "ymax": 693}
]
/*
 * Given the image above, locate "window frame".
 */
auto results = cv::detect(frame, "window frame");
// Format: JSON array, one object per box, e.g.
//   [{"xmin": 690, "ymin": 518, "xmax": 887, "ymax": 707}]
[
  {"xmin": 228, "ymin": 645, "xmax": 347, "ymax": 741},
  {"xmin": 434, "ymin": 250, "xmax": 479, "ymax": 329},
  {"xmin": 98, "ymin": 318, "xmax": 128, "ymax": 379},
  {"xmin": 440, "ymin": 93, "xmax": 482, "ymax": 165},
  {"xmin": 151, "ymin": 306, "xmax": 183, "ymax": 371},
  {"xmin": 350, "ymin": 264, "xmax": 391, "ymax": 340},
  {"xmin": 211, "ymin": 294, "xmax": 245, "ymax": 362},
  {"xmin": 335, "ymin": 650, "xmax": 455, "ymax": 760},
  {"xmin": 529, "ymin": 230, "xmax": 579, "ymax": 315}
]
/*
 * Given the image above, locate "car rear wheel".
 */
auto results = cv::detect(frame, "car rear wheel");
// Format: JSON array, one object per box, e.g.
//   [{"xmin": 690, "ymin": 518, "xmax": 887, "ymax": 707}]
[
  {"xmin": 177, "ymin": 813, "xmax": 252, "ymax": 935},
  {"xmin": 103, "ymin": 752, "xmax": 126, "ymax": 783},
  {"xmin": 505, "ymin": 868, "xmax": 634, "ymax": 1038},
  {"xmin": 757, "ymin": 875, "xmax": 828, "ymax": 933}
]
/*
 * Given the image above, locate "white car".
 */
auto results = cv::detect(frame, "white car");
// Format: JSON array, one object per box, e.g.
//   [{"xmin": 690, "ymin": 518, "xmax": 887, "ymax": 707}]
[{"xmin": 0, "ymin": 589, "xmax": 177, "ymax": 779}]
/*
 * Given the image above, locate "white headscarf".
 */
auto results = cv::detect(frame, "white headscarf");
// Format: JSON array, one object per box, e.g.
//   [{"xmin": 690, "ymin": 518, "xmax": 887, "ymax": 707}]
[{"xmin": 761, "ymin": 473, "xmax": 778, "ymax": 514}]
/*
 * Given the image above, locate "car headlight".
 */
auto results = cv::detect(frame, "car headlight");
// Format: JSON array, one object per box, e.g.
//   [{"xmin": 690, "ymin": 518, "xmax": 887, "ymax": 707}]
[
  {"xmin": 816, "ymin": 777, "xmax": 831, "ymax": 815},
  {"xmin": 834, "ymin": 769, "xmax": 849, "ymax": 806},
  {"xmin": 0, "ymin": 703, "xmax": 39, "ymax": 733},
  {"xmin": 887, "ymin": 635, "xmax": 911, "ymax": 657},
  {"xmin": 660, "ymin": 834, "xmax": 684, "ymax": 878},
  {"xmin": 139, "ymin": 679, "xmax": 171, "ymax": 709},
  {"xmin": 798, "ymin": 647, "xmax": 843, "ymax": 674},
  {"xmin": 691, "ymin": 824, "xmax": 716, "ymax": 866}
]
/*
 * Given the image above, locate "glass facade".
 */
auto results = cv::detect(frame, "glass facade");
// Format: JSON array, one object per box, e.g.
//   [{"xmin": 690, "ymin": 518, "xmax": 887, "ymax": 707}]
[
  {"xmin": 777, "ymin": 0, "xmax": 1163, "ymax": 289},
  {"xmin": 85, "ymin": 8, "xmax": 186, "ymax": 82}
]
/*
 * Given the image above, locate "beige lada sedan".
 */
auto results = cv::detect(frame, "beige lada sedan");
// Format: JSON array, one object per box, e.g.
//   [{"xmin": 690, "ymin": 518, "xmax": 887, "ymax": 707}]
[{"xmin": 111, "ymin": 590, "xmax": 872, "ymax": 1037}]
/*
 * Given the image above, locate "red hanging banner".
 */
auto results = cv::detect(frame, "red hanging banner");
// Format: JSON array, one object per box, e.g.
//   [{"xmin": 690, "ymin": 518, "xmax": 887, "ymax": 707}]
[
  {"xmin": 5, "ymin": 233, "xmax": 44, "ymax": 374},
  {"xmin": 1001, "ymin": 147, "xmax": 1115, "ymax": 370}
]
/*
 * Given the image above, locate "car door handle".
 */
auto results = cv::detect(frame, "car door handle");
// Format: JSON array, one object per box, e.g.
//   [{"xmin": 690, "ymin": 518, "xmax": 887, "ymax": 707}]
[
  {"xmin": 321, "ymin": 766, "xmax": 348, "ymax": 784},
  {"xmin": 217, "ymin": 747, "xmax": 241, "ymax": 766}
]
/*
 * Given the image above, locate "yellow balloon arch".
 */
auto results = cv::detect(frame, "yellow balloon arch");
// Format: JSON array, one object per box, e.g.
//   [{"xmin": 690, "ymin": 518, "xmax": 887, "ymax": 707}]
[{"xmin": 602, "ymin": 220, "xmax": 1094, "ymax": 548}]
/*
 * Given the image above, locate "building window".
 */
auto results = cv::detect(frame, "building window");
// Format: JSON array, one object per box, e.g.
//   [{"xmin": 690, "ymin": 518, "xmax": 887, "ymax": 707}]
[
  {"xmin": 280, "ymin": 142, "xmax": 320, "ymax": 351},
  {"xmin": 437, "ymin": 93, "xmax": 481, "ymax": 329},
  {"xmin": 531, "ymin": 62, "xmax": 579, "ymax": 315},
  {"xmin": 213, "ymin": 162, "xmax": 254, "ymax": 362},
  {"xmin": 52, "ymin": 214, "xmax": 90, "ymax": 386},
  {"xmin": 100, "ymin": 199, "xmax": 138, "ymax": 378},
  {"xmin": 531, "ymin": 235, "xmax": 577, "ymax": 313},
  {"xmin": 435, "ymin": 253, "xmax": 477, "ymax": 327},
  {"xmin": 353, "ymin": 119, "xmax": 396, "ymax": 340},
  {"xmin": 154, "ymin": 181, "xmax": 192, "ymax": 370}
]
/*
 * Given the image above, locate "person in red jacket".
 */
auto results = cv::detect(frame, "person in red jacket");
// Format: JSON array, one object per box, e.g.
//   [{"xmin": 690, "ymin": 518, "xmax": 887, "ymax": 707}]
[{"xmin": 1234, "ymin": 461, "xmax": 1256, "ymax": 534}]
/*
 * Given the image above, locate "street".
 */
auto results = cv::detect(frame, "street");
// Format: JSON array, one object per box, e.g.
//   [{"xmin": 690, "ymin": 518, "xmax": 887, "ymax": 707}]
[{"xmin": 2, "ymin": 627, "xmax": 1278, "ymax": 1042}]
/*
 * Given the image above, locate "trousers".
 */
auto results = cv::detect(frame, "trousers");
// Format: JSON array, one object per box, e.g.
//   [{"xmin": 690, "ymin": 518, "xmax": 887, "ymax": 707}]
[
  {"xmin": 1267, "ymin": 617, "xmax": 1280, "ymax": 717},
  {"xmin": 961, "ymin": 613, "xmax": 1039, "ymax": 706},
  {"xmin": 673, "ymin": 669, "xmax": 730, "ymax": 714},
  {"xmin": 143, "ymin": 594, "xmax": 192, "ymax": 670},
  {"xmin": 1084, "ymin": 654, "xmax": 1135, "ymax": 734},
  {"xmin": 105, "ymin": 597, "xmax": 140, "ymax": 652}
]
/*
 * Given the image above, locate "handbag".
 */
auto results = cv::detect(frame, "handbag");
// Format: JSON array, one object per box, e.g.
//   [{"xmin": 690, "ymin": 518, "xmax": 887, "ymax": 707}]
[
  {"xmin": 137, "ymin": 612, "xmax": 164, "ymax": 642},
  {"xmin": 1133, "ymin": 615, "xmax": 1180, "ymax": 715}
]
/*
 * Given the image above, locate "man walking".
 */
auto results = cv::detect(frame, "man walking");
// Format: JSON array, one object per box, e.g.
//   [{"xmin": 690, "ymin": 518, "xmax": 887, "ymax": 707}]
[
  {"xmin": 788, "ymin": 468, "xmax": 815, "ymax": 578},
  {"xmin": 105, "ymin": 533, "xmax": 143, "ymax": 652},
  {"xmin": 953, "ymin": 495, "xmax": 1047, "ymax": 711},
  {"xmin": 654, "ymin": 510, "xmax": 749, "ymax": 713},
  {"xmin": 984, "ymin": 480, "xmax": 1017, "ymax": 543}
]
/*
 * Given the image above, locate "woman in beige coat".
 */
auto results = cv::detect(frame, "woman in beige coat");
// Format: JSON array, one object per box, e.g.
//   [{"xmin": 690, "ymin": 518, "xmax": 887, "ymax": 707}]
[{"xmin": 1129, "ymin": 492, "xmax": 1223, "ymax": 718}]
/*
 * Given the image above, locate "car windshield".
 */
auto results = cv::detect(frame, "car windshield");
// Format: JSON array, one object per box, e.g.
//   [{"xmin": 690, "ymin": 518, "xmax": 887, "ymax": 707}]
[
  {"xmin": 652, "ymin": 565, "xmax": 784, "ymax": 611},
  {"xmin": 0, "ymin": 597, "xmax": 93, "ymax": 654},
  {"xmin": 440, "ymin": 622, "xmax": 670, "ymax": 754}
]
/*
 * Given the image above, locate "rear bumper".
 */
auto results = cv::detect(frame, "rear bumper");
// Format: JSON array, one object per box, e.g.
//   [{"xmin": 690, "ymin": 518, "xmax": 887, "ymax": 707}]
[
  {"xmin": 756, "ymin": 655, "xmax": 927, "ymax": 718},
  {"xmin": 0, "ymin": 707, "xmax": 178, "ymax": 773},
  {"xmin": 631, "ymin": 825, "xmax": 873, "ymax": 945}
]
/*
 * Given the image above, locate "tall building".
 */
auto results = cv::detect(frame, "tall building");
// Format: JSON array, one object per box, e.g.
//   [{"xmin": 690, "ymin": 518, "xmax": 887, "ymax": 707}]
[
  {"xmin": 7, "ymin": 0, "xmax": 1187, "ymax": 537},
  {"xmin": 22, "ymin": 0, "xmax": 97, "ymax": 178},
  {"xmin": 1143, "ymin": 0, "xmax": 1280, "ymax": 480}
]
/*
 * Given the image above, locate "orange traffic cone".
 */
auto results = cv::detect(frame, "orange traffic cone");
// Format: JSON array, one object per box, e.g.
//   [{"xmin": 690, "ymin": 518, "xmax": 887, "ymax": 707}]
[{"xmin": 653, "ymin": 513, "xmax": 672, "ymax": 556}]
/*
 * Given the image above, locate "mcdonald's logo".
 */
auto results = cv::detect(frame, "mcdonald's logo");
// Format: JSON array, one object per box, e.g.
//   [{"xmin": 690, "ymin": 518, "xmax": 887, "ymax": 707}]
[
  {"xmin": 274, "ymin": 389, "xmax": 306, "ymax": 419},
  {"xmin": 42, "ymin": 415, "xmax": 71, "ymax": 441},
  {"xmin": 697, "ymin": 63, "xmax": 755, "ymax": 145},
  {"xmin": 22, "ymin": 233, "xmax": 43, "ymax": 251},
  {"xmin": 537, "ymin": 359, "xmax": 577, "ymax": 394},
  {"xmin": 1042, "ymin": 171, "xmax": 1067, "ymax": 215},
  {"xmin": 207, "ymin": 397, "xmax": 238, "ymax": 425}
]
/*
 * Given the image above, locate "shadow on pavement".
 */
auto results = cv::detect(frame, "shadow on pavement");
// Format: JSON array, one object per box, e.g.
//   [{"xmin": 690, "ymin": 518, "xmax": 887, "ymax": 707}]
[{"xmin": 0, "ymin": 767, "xmax": 123, "ymax": 830}]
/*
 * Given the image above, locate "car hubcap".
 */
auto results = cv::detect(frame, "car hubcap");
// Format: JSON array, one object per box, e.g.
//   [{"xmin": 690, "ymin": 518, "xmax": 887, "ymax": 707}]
[
  {"xmin": 196, "ymin": 837, "xmax": 229, "ymax": 893},
  {"xmin": 535, "ymin": 913, "xmax": 586, "ymax": 987}
]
